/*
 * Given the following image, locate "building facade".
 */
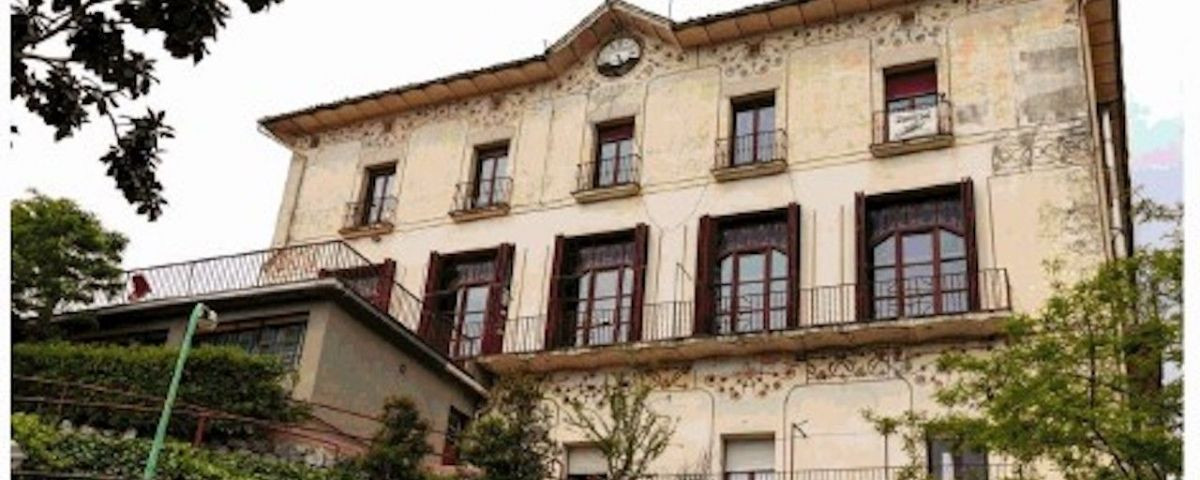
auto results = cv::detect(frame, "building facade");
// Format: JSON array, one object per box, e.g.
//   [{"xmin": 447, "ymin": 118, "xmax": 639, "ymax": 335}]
[{"xmin": 88, "ymin": 0, "xmax": 1129, "ymax": 476}]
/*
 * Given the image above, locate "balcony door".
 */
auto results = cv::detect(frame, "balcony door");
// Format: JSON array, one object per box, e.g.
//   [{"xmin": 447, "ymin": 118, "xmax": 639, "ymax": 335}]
[
  {"xmin": 419, "ymin": 245, "xmax": 514, "ymax": 359},
  {"xmin": 473, "ymin": 145, "xmax": 508, "ymax": 208},
  {"xmin": 594, "ymin": 121, "xmax": 635, "ymax": 188},
  {"xmin": 858, "ymin": 181, "xmax": 978, "ymax": 320},
  {"xmin": 546, "ymin": 225, "xmax": 649, "ymax": 350},
  {"xmin": 884, "ymin": 63, "xmax": 939, "ymax": 141},
  {"xmin": 730, "ymin": 94, "xmax": 776, "ymax": 166}
]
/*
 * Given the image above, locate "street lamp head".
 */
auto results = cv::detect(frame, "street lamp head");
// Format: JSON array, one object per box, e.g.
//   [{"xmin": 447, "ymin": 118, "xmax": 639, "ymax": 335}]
[{"xmin": 196, "ymin": 304, "xmax": 219, "ymax": 332}]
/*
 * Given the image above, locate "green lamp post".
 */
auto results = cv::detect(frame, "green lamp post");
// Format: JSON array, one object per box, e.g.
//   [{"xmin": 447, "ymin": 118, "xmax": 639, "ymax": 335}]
[{"xmin": 142, "ymin": 302, "xmax": 219, "ymax": 480}]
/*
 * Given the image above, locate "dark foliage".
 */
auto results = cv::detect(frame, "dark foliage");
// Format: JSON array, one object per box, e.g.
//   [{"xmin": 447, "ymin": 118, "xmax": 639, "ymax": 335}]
[{"xmin": 11, "ymin": 0, "xmax": 285, "ymax": 220}]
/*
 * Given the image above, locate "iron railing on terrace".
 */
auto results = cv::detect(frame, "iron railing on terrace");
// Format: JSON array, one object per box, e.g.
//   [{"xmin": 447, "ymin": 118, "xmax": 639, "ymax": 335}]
[
  {"xmin": 68, "ymin": 241, "xmax": 423, "ymax": 327},
  {"xmin": 494, "ymin": 268, "xmax": 1009, "ymax": 355},
  {"xmin": 451, "ymin": 176, "xmax": 513, "ymax": 214},
  {"xmin": 342, "ymin": 195, "xmax": 397, "ymax": 230},
  {"xmin": 642, "ymin": 464, "xmax": 1030, "ymax": 480}
]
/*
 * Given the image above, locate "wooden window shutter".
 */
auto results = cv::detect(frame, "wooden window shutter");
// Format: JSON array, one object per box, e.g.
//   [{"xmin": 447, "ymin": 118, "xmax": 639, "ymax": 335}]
[
  {"xmin": 786, "ymin": 204, "xmax": 801, "ymax": 328},
  {"xmin": 484, "ymin": 243, "xmax": 515, "ymax": 355},
  {"xmin": 630, "ymin": 224, "xmax": 650, "ymax": 341},
  {"xmin": 373, "ymin": 259, "xmax": 396, "ymax": 313},
  {"xmin": 693, "ymin": 215, "xmax": 715, "ymax": 336},
  {"xmin": 961, "ymin": 178, "xmax": 980, "ymax": 311},
  {"xmin": 544, "ymin": 235, "xmax": 567, "ymax": 350},
  {"xmin": 419, "ymin": 251, "xmax": 447, "ymax": 353},
  {"xmin": 854, "ymin": 193, "xmax": 869, "ymax": 321}
]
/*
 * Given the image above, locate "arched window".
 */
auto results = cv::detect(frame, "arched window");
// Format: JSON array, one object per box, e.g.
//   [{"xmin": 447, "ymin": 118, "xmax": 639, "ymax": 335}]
[
  {"xmin": 567, "ymin": 241, "xmax": 635, "ymax": 346},
  {"xmin": 867, "ymin": 193, "xmax": 969, "ymax": 319},
  {"xmin": 714, "ymin": 219, "xmax": 789, "ymax": 333}
]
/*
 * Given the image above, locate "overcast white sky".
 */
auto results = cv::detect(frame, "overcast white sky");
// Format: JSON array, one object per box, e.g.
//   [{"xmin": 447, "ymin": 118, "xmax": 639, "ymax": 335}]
[{"xmin": 8, "ymin": 0, "xmax": 1185, "ymax": 269}]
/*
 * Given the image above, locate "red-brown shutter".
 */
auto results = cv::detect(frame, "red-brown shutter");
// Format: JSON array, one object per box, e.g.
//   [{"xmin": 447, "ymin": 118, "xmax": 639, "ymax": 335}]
[
  {"xmin": 855, "ymin": 193, "xmax": 869, "ymax": 322},
  {"xmin": 961, "ymin": 178, "xmax": 980, "ymax": 311},
  {"xmin": 419, "ymin": 251, "xmax": 447, "ymax": 353},
  {"xmin": 786, "ymin": 204, "xmax": 801, "ymax": 328},
  {"xmin": 544, "ymin": 235, "xmax": 567, "ymax": 350},
  {"xmin": 630, "ymin": 224, "xmax": 650, "ymax": 341},
  {"xmin": 373, "ymin": 259, "xmax": 396, "ymax": 313},
  {"xmin": 693, "ymin": 215, "xmax": 715, "ymax": 336},
  {"xmin": 484, "ymin": 244, "xmax": 514, "ymax": 355},
  {"xmin": 885, "ymin": 64, "xmax": 937, "ymax": 100}
]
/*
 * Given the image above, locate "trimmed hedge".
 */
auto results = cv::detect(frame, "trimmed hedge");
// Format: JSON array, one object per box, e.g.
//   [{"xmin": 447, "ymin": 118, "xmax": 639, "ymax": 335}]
[
  {"xmin": 13, "ymin": 413, "xmax": 351, "ymax": 480},
  {"xmin": 12, "ymin": 342, "xmax": 309, "ymax": 441}
]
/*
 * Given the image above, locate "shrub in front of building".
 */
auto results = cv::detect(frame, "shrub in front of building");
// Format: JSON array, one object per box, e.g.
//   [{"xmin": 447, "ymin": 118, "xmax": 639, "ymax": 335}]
[{"xmin": 12, "ymin": 342, "xmax": 309, "ymax": 442}]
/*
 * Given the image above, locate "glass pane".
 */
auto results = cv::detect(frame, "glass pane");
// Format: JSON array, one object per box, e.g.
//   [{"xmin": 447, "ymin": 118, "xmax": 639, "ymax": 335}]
[
  {"xmin": 735, "ymin": 110, "xmax": 755, "ymax": 136},
  {"xmin": 600, "ymin": 142, "xmax": 617, "ymax": 160},
  {"xmin": 903, "ymin": 264, "xmax": 935, "ymax": 294},
  {"xmin": 874, "ymin": 299, "xmax": 898, "ymax": 319},
  {"xmin": 757, "ymin": 106, "xmax": 775, "ymax": 133},
  {"xmin": 718, "ymin": 285, "xmax": 733, "ymax": 313},
  {"xmin": 737, "ymin": 253, "xmax": 766, "ymax": 282},
  {"xmin": 905, "ymin": 295, "xmax": 935, "ymax": 317},
  {"xmin": 464, "ymin": 286, "xmax": 489, "ymax": 313},
  {"xmin": 720, "ymin": 256, "xmax": 734, "ymax": 283},
  {"xmin": 593, "ymin": 270, "xmax": 619, "ymax": 298},
  {"xmin": 770, "ymin": 250, "xmax": 787, "ymax": 279},
  {"xmin": 873, "ymin": 267, "xmax": 897, "ymax": 297},
  {"xmin": 739, "ymin": 282, "xmax": 765, "ymax": 311},
  {"xmin": 902, "ymin": 233, "xmax": 933, "ymax": 264},
  {"xmin": 495, "ymin": 155, "xmax": 508, "ymax": 178},
  {"xmin": 940, "ymin": 230, "xmax": 965, "ymax": 258},
  {"xmin": 873, "ymin": 237, "xmax": 896, "ymax": 267},
  {"xmin": 942, "ymin": 291, "xmax": 969, "ymax": 314},
  {"xmin": 942, "ymin": 260, "xmax": 967, "ymax": 290}
]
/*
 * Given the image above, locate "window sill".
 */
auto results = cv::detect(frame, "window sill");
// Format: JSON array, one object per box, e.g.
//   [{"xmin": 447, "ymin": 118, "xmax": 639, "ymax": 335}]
[
  {"xmin": 870, "ymin": 133, "xmax": 954, "ymax": 158},
  {"xmin": 572, "ymin": 182, "xmax": 641, "ymax": 203},
  {"xmin": 338, "ymin": 222, "xmax": 394, "ymax": 239},
  {"xmin": 711, "ymin": 158, "xmax": 787, "ymax": 182},
  {"xmin": 449, "ymin": 204, "xmax": 510, "ymax": 223}
]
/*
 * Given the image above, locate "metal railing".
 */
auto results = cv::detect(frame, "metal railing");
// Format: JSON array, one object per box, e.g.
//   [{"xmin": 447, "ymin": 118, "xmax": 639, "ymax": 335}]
[
  {"xmin": 451, "ymin": 176, "xmax": 513, "ymax": 214},
  {"xmin": 575, "ymin": 154, "xmax": 642, "ymax": 192},
  {"xmin": 483, "ymin": 269, "xmax": 1009, "ymax": 356},
  {"xmin": 644, "ymin": 465, "xmax": 1030, "ymax": 480},
  {"xmin": 66, "ymin": 241, "xmax": 423, "ymax": 329},
  {"xmin": 873, "ymin": 94, "xmax": 953, "ymax": 144},
  {"xmin": 342, "ymin": 196, "xmax": 396, "ymax": 230},
  {"xmin": 714, "ymin": 129, "xmax": 787, "ymax": 170}
]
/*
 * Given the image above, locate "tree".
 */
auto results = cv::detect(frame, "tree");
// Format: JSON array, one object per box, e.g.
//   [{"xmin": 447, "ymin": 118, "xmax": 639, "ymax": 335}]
[
  {"xmin": 11, "ymin": 192, "xmax": 128, "ymax": 340},
  {"xmin": 874, "ymin": 200, "xmax": 1182, "ymax": 480},
  {"xmin": 563, "ymin": 373, "xmax": 675, "ymax": 480},
  {"xmin": 460, "ymin": 375, "xmax": 558, "ymax": 480},
  {"xmin": 350, "ymin": 397, "xmax": 433, "ymax": 480},
  {"xmin": 11, "ymin": 0, "xmax": 285, "ymax": 220}
]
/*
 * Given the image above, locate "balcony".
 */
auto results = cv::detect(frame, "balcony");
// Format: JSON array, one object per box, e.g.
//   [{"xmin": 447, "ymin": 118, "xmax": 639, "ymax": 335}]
[
  {"xmin": 66, "ymin": 241, "xmax": 423, "ymax": 325},
  {"xmin": 712, "ymin": 129, "xmax": 788, "ymax": 182},
  {"xmin": 450, "ymin": 177, "xmax": 512, "ymax": 222},
  {"xmin": 639, "ymin": 465, "xmax": 1029, "ymax": 480},
  {"xmin": 477, "ymin": 269, "xmax": 1010, "ymax": 372},
  {"xmin": 339, "ymin": 196, "xmax": 396, "ymax": 238},
  {"xmin": 573, "ymin": 154, "xmax": 642, "ymax": 203},
  {"xmin": 870, "ymin": 94, "xmax": 954, "ymax": 158}
]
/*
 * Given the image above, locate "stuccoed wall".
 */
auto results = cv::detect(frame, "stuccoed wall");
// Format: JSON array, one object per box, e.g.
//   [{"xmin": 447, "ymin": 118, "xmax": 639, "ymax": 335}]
[{"xmin": 272, "ymin": 0, "xmax": 1110, "ymax": 335}]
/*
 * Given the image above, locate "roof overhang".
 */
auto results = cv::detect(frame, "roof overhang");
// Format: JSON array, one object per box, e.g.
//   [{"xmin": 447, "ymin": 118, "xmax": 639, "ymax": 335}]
[
  {"xmin": 258, "ymin": 0, "xmax": 925, "ymax": 140},
  {"xmin": 1082, "ymin": 0, "xmax": 1123, "ymax": 105}
]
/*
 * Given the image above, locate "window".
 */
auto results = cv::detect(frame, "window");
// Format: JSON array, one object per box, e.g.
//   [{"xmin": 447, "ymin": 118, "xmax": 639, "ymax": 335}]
[
  {"xmin": 860, "ymin": 182, "xmax": 976, "ymax": 320},
  {"xmin": 724, "ymin": 437, "xmax": 775, "ymax": 480},
  {"xmin": 199, "ymin": 321, "xmax": 306, "ymax": 366},
  {"xmin": 927, "ymin": 438, "xmax": 989, "ymax": 480},
  {"xmin": 730, "ymin": 94, "xmax": 777, "ymax": 166},
  {"xmin": 566, "ymin": 445, "xmax": 607, "ymax": 480},
  {"xmin": 593, "ymin": 120, "xmax": 636, "ymax": 188},
  {"xmin": 419, "ymin": 245, "xmax": 514, "ymax": 359},
  {"xmin": 715, "ymin": 220, "xmax": 789, "ymax": 334},
  {"xmin": 360, "ymin": 164, "xmax": 396, "ymax": 225},
  {"xmin": 884, "ymin": 63, "xmax": 939, "ymax": 141},
  {"xmin": 547, "ymin": 226, "xmax": 648, "ymax": 349},
  {"xmin": 442, "ymin": 408, "xmax": 469, "ymax": 465},
  {"xmin": 694, "ymin": 205, "xmax": 800, "ymax": 337},
  {"xmin": 472, "ymin": 144, "xmax": 509, "ymax": 209},
  {"xmin": 87, "ymin": 329, "xmax": 169, "ymax": 347}
]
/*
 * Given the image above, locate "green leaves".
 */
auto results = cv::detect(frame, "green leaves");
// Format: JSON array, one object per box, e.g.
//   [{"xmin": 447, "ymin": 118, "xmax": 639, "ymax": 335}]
[
  {"xmin": 343, "ymin": 397, "xmax": 432, "ymax": 480},
  {"xmin": 12, "ymin": 342, "xmax": 309, "ymax": 441},
  {"xmin": 11, "ymin": 193, "xmax": 127, "ymax": 338},
  {"xmin": 562, "ymin": 373, "xmax": 675, "ymax": 480},
  {"xmin": 11, "ymin": 0, "xmax": 285, "ymax": 220},
  {"xmin": 460, "ymin": 375, "xmax": 558, "ymax": 480}
]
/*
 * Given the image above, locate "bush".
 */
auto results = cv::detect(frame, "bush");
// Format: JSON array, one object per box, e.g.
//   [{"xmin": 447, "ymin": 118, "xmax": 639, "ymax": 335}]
[
  {"xmin": 342, "ymin": 397, "xmax": 432, "ymax": 480},
  {"xmin": 13, "ymin": 413, "xmax": 353, "ymax": 480},
  {"xmin": 12, "ymin": 342, "xmax": 309, "ymax": 441},
  {"xmin": 460, "ymin": 376, "xmax": 557, "ymax": 480}
]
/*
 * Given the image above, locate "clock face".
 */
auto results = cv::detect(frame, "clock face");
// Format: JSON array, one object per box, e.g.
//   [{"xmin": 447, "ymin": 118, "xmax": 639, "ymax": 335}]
[{"xmin": 595, "ymin": 37, "xmax": 642, "ymax": 77}]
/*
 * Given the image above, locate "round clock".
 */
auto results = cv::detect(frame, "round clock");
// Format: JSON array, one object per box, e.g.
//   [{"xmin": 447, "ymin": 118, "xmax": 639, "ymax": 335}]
[{"xmin": 595, "ymin": 36, "xmax": 642, "ymax": 77}]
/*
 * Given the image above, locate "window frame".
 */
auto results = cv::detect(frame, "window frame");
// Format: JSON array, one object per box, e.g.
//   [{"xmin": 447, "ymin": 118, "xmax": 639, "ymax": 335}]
[
  {"xmin": 197, "ymin": 319, "xmax": 307, "ymax": 366},
  {"xmin": 715, "ymin": 243, "xmax": 789, "ymax": 335},
  {"xmin": 926, "ymin": 436, "xmax": 990, "ymax": 480},
  {"xmin": 419, "ymin": 245, "xmax": 515, "ymax": 359},
  {"xmin": 359, "ymin": 164, "xmax": 396, "ymax": 226},
  {"xmin": 472, "ymin": 144, "xmax": 509, "ymax": 209},
  {"xmin": 546, "ymin": 225, "xmax": 649, "ymax": 350},
  {"xmin": 593, "ymin": 120, "xmax": 636, "ymax": 188},
  {"xmin": 729, "ymin": 93, "xmax": 777, "ymax": 166},
  {"xmin": 442, "ymin": 407, "xmax": 469, "ymax": 465}
]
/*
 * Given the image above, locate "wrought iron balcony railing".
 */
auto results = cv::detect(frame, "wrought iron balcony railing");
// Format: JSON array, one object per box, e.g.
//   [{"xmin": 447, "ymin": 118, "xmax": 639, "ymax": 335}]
[
  {"xmin": 872, "ymin": 94, "xmax": 953, "ymax": 146},
  {"xmin": 451, "ymin": 176, "xmax": 513, "ymax": 216},
  {"xmin": 575, "ymin": 154, "xmax": 642, "ymax": 193},
  {"xmin": 66, "ymin": 241, "xmax": 423, "ymax": 332},
  {"xmin": 481, "ymin": 268, "xmax": 1009, "ymax": 357},
  {"xmin": 714, "ymin": 129, "xmax": 788, "ymax": 171},
  {"xmin": 342, "ymin": 196, "xmax": 397, "ymax": 230}
]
